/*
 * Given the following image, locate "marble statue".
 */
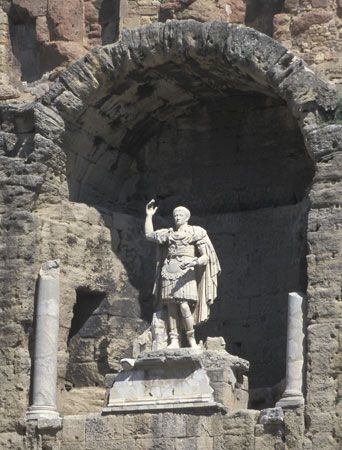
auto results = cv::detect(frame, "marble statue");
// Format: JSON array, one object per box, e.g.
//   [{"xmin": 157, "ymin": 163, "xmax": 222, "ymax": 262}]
[{"xmin": 145, "ymin": 200, "xmax": 220, "ymax": 349}]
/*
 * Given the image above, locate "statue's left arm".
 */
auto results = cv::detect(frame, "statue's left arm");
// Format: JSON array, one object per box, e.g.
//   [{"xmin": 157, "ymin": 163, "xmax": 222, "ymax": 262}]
[
  {"xmin": 196, "ymin": 242, "xmax": 209, "ymax": 266},
  {"xmin": 192, "ymin": 227, "xmax": 221, "ymax": 325},
  {"xmin": 180, "ymin": 242, "xmax": 208, "ymax": 269}
]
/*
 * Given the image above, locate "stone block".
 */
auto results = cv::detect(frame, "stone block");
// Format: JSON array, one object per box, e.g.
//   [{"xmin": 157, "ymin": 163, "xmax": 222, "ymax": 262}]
[
  {"xmin": 307, "ymin": 287, "xmax": 341, "ymax": 320},
  {"xmin": 60, "ymin": 444, "xmax": 85, "ymax": 450},
  {"xmin": 260, "ymin": 407, "xmax": 284, "ymax": 425},
  {"xmin": 62, "ymin": 415, "xmax": 85, "ymax": 443},
  {"xmin": 255, "ymin": 424, "xmax": 285, "ymax": 449},
  {"xmin": 307, "ymin": 232, "xmax": 342, "ymax": 258},
  {"xmin": 183, "ymin": 414, "xmax": 213, "ymax": 438},
  {"xmin": 33, "ymin": 104, "xmax": 65, "ymax": 142},
  {"xmin": 196, "ymin": 434, "xmax": 214, "ymax": 450},
  {"xmin": 309, "ymin": 182, "xmax": 342, "ymax": 208},
  {"xmin": 308, "ymin": 208, "xmax": 342, "ymax": 234},
  {"xmin": 54, "ymin": 90, "xmax": 85, "ymax": 119},
  {"xmin": 212, "ymin": 409, "xmax": 259, "ymax": 436},
  {"xmin": 174, "ymin": 437, "xmax": 197, "ymax": 450},
  {"xmin": 0, "ymin": 84, "xmax": 20, "ymax": 100},
  {"xmin": 12, "ymin": 0, "xmax": 47, "ymax": 17},
  {"xmin": 157, "ymin": 413, "xmax": 187, "ymax": 438},
  {"xmin": 41, "ymin": 41, "xmax": 87, "ymax": 73},
  {"xmin": 311, "ymin": 0, "xmax": 328, "ymax": 7},
  {"xmin": 104, "ymin": 350, "xmax": 215, "ymax": 413},
  {"xmin": 205, "ymin": 336, "xmax": 226, "ymax": 352},
  {"xmin": 305, "ymin": 125, "xmax": 342, "ymax": 162},
  {"xmin": 306, "ymin": 375, "xmax": 337, "ymax": 410},
  {"xmin": 0, "ymin": 323, "xmax": 22, "ymax": 347},
  {"xmin": 291, "ymin": 11, "xmax": 334, "ymax": 36},
  {"xmin": 123, "ymin": 413, "xmax": 155, "ymax": 438},
  {"xmin": 283, "ymin": 408, "xmax": 305, "ymax": 448},
  {"xmin": 104, "ymin": 349, "xmax": 249, "ymax": 413},
  {"xmin": 48, "ymin": 0, "xmax": 84, "ymax": 42},
  {"xmin": 273, "ymin": 13, "xmax": 291, "ymax": 41},
  {"xmin": 66, "ymin": 362, "xmax": 105, "ymax": 387},
  {"xmin": 311, "ymin": 432, "xmax": 337, "ymax": 449},
  {"xmin": 307, "ymin": 322, "xmax": 340, "ymax": 374},
  {"xmin": 85, "ymin": 440, "xmax": 135, "ymax": 450},
  {"xmin": 213, "ymin": 432, "xmax": 255, "ymax": 450},
  {"xmin": 85, "ymin": 415, "xmax": 124, "ymax": 441},
  {"xmin": 284, "ymin": 0, "xmax": 298, "ymax": 13},
  {"xmin": 305, "ymin": 411, "xmax": 337, "ymax": 434},
  {"xmin": 135, "ymin": 437, "xmax": 175, "ymax": 450},
  {"xmin": 0, "ymin": 432, "xmax": 25, "ymax": 450},
  {"xmin": 36, "ymin": 16, "xmax": 50, "ymax": 42},
  {"xmin": 210, "ymin": 381, "xmax": 235, "ymax": 406},
  {"xmin": 68, "ymin": 337, "xmax": 95, "ymax": 363},
  {"xmin": 58, "ymin": 387, "xmax": 105, "ymax": 416}
]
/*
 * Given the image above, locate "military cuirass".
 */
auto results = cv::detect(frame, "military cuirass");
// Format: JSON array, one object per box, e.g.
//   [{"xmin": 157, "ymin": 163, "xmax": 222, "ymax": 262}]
[{"xmin": 161, "ymin": 230, "xmax": 196, "ymax": 281}]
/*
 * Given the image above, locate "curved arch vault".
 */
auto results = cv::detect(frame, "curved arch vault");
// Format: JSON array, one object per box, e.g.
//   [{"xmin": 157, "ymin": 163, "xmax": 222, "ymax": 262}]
[
  {"xmin": 3, "ymin": 20, "xmax": 340, "ymax": 415},
  {"xmin": 42, "ymin": 20, "xmax": 338, "ymax": 396}
]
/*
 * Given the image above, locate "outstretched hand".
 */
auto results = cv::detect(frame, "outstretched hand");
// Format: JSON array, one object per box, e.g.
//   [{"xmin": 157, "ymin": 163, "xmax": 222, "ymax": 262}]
[{"xmin": 146, "ymin": 199, "xmax": 158, "ymax": 216}]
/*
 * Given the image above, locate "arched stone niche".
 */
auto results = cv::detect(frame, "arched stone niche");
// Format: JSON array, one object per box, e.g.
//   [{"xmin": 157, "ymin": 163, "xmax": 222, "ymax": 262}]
[{"xmin": 29, "ymin": 21, "xmax": 339, "ymax": 408}]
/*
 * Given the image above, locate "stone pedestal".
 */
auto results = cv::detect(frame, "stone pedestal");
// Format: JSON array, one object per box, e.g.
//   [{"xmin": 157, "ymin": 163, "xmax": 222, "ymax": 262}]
[
  {"xmin": 26, "ymin": 260, "xmax": 61, "ymax": 421},
  {"xmin": 277, "ymin": 292, "xmax": 305, "ymax": 408},
  {"xmin": 103, "ymin": 348, "xmax": 249, "ymax": 413}
]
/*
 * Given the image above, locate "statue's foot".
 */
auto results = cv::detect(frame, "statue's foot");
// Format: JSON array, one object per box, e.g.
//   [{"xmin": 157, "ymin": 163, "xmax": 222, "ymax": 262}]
[
  {"xmin": 188, "ymin": 338, "xmax": 199, "ymax": 349},
  {"xmin": 168, "ymin": 331, "xmax": 180, "ymax": 349},
  {"xmin": 186, "ymin": 330, "xmax": 199, "ymax": 349},
  {"xmin": 168, "ymin": 339, "xmax": 180, "ymax": 349}
]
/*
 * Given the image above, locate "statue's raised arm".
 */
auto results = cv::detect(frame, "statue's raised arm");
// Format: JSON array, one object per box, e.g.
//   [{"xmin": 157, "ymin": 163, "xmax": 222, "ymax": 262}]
[{"xmin": 145, "ymin": 199, "xmax": 158, "ymax": 240}]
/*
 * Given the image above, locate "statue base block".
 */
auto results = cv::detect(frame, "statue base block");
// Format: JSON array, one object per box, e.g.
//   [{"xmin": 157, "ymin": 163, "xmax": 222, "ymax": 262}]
[{"xmin": 103, "ymin": 348, "xmax": 249, "ymax": 413}]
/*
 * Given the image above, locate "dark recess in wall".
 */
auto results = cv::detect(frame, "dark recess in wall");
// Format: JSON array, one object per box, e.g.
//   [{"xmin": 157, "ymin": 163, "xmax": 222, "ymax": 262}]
[
  {"xmin": 68, "ymin": 288, "xmax": 106, "ymax": 344},
  {"xmin": 245, "ymin": 0, "xmax": 285, "ymax": 36},
  {"xmin": 8, "ymin": 4, "xmax": 43, "ymax": 82}
]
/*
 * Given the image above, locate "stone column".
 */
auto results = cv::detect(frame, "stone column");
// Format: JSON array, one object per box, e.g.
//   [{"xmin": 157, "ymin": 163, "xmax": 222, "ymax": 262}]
[
  {"xmin": 277, "ymin": 292, "xmax": 305, "ymax": 408},
  {"xmin": 26, "ymin": 260, "xmax": 60, "ymax": 421}
]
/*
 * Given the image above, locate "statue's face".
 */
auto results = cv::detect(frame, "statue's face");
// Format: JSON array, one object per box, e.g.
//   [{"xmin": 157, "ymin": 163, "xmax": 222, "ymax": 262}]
[{"xmin": 173, "ymin": 208, "xmax": 189, "ymax": 227}]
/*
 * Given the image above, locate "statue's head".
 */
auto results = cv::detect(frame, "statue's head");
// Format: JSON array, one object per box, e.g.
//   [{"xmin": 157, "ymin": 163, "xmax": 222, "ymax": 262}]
[{"xmin": 173, "ymin": 206, "xmax": 191, "ymax": 228}]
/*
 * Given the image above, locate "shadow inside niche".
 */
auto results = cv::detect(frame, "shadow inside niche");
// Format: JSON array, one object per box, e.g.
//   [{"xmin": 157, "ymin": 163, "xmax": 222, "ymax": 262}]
[
  {"xmin": 8, "ymin": 3, "xmax": 43, "ymax": 82},
  {"xmin": 245, "ymin": 0, "xmax": 284, "ymax": 36},
  {"xmin": 64, "ymin": 91, "xmax": 314, "ymax": 393},
  {"xmin": 67, "ymin": 287, "xmax": 106, "ymax": 344},
  {"xmin": 99, "ymin": 0, "xmax": 120, "ymax": 44}
]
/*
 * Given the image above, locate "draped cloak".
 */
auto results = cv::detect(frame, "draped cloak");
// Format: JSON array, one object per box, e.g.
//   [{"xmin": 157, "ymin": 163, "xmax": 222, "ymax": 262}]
[{"xmin": 151, "ymin": 225, "xmax": 221, "ymax": 325}]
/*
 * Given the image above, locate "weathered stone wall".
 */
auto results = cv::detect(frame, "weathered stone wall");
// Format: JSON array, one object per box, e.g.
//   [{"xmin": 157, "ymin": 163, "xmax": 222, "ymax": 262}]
[
  {"xmin": 273, "ymin": 0, "xmax": 342, "ymax": 89},
  {"xmin": 0, "ymin": 20, "xmax": 341, "ymax": 450},
  {"xmin": 0, "ymin": 409, "xmax": 287, "ymax": 450},
  {"xmin": 0, "ymin": 0, "xmax": 341, "ymax": 99},
  {"xmin": 304, "ymin": 127, "xmax": 342, "ymax": 449},
  {"xmin": 0, "ymin": 0, "xmax": 120, "ymax": 87}
]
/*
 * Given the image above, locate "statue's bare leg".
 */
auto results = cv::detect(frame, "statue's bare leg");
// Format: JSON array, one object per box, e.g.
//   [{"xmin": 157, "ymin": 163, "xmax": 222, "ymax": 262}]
[
  {"xmin": 167, "ymin": 302, "xmax": 180, "ymax": 348},
  {"xmin": 180, "ymin": 301, "xmax": 198, "ymax": 348}
]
